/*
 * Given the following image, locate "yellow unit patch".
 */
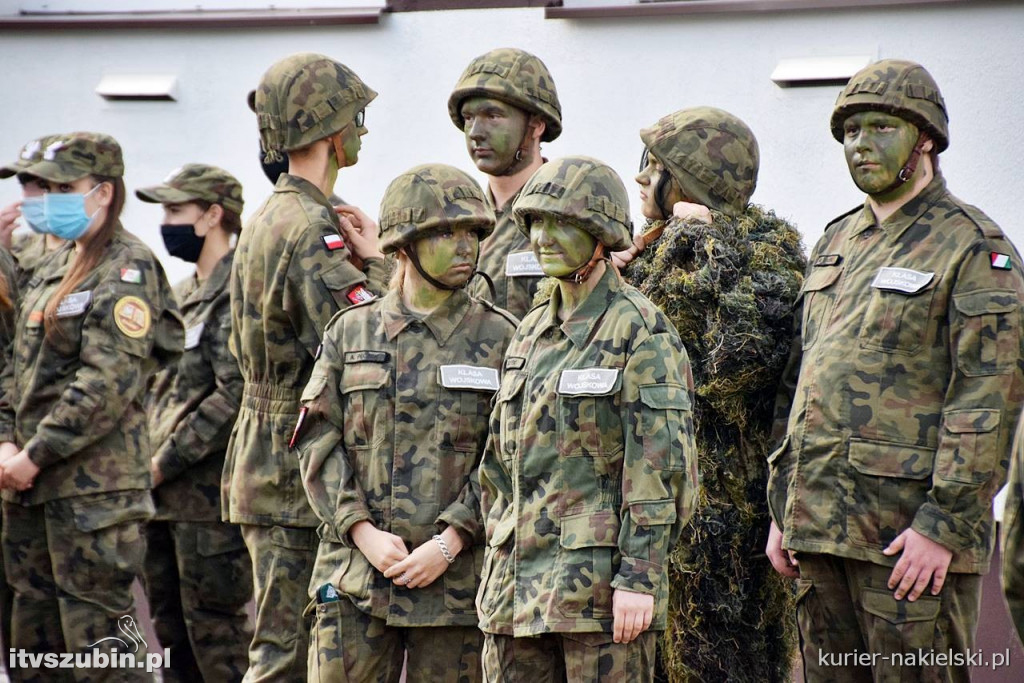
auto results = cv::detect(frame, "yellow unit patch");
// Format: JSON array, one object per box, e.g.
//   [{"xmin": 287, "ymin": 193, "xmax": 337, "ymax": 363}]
[{"xmin": 113, "ymin": 296, "xmax": 151, "ymax": 339}]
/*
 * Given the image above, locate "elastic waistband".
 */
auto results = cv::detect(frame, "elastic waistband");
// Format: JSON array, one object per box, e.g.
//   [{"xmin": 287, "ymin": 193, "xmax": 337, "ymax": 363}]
[{"xmin": 242, "ymin": 382, "xmax": 303, "ymax": 412}]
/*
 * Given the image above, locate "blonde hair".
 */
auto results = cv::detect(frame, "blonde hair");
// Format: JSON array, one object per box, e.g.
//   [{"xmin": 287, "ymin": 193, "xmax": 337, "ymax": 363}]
[{"xmin": 388, "ymin": 251, "xmax": 408, "ymax": 294}]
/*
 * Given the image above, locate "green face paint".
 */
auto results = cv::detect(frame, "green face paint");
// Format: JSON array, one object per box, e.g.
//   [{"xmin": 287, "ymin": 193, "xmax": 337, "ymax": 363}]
[
  {"xmin": 529, "ymin": 214, "xmax": 597, "ymax": 278},
  {"xmin": 460, "ymin": 96, "xmax": 530, "ymax": 176},
  {"xmin": 412, "ymin": 226, "xmax": 480, "ymax": 290},
  {"xmin": 843, "ymin": 111, "xmax": 920, "ymax": 197}
]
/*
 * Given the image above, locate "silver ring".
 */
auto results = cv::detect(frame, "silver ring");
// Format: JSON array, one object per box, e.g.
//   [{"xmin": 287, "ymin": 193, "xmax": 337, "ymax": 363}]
[{"xmin": 399, "ymin": 573, "xmax": 408, "ymax": 584}]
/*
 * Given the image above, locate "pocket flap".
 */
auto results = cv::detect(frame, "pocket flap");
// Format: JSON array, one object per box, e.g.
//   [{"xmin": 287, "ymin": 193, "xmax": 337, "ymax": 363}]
[
  {"xmin": 953, "ymin": 289, "xmax": 1018, "ymax": 316},
  {"xmin": 340, "ymin": 361, "xmax": 390, "ymax": 392},
  {"xmin": 71, "ymin": 492, "xmax": 155, "ymax": 532},
  {"xmin": 488, "ymin": 513, "xmax": 516, "ymax": 548},
  {"xmin": 196, "ymin": 524, "xmax": 247, "ymax": 557},
  {"xmin": 497, "ymin": 371, "xmax": 527, "ymax": 404},
  {"xmin": 848, "ymin": 439, "xmax": 934, "ymax": 479},
  {"xmin": 861, "ymin": 587, "xmax": 941, "ymax": 624},
  {"xmin": 318, "ymin": 259, "xmax": 365, "ymax": 292},
  {"xmin": 628, "ymin": 499, "xmax": 677, "ymax": 527},
  {"xmin": 559, "ymin": 510, "xmax": 620, "ymax": 549},
  {"xmin": 943, "ymin": 408, "xmax": 1000, "ymax": 434},
  {"xmin": 639, "ymin": 383, "xmax": 690, "ymax": 411},
  {"xmin": 301, "ymin": 373, "xmax": 328, "ymax": 402},
  {"xmin": 801, "ymin": 266, "xmax": 842, "ymax": 294}
]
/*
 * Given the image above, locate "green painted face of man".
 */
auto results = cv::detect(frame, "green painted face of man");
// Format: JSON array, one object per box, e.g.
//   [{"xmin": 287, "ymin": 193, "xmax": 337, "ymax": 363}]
[
  {"xmin": 843, "ymin": 111, "xmax": 921, "ymax": 197},
  {"xmin": 461, "ymin": 96, "xmax": 532, "ymax": 177},
  {"xmin": 529, "ymin": 214, "xmax": 598, "ymax": 279},
  {"xmin": 412, "ymin": 226, "xmax": 481, "ymax": 289}
]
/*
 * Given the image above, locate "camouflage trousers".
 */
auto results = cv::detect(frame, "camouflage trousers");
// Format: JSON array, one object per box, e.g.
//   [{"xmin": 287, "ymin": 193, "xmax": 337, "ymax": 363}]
[
  {"xmin": 481, "ymin": 631, "xmax": 657, "ymax": 683},
  {"xmin": 142, "ymin": 520, "xmax": 253, "ymax": 682},
  {"xmin": 239, "ymin": 524, "xmax": 316, "ymax": 683},
  {"xmin": 2, "ymin": 492, "xmax": 154, "ymax": 683},
  {"xmin": 796, "ymin": 553, "xmax": 982, "ymax": 683},
  {"xmin": 0, "ymin": 506, "xmax": 12, "ymax": 671},
  {"xmin": 307, "ymin": 594, "xmax": 482, "ymax": 683}
]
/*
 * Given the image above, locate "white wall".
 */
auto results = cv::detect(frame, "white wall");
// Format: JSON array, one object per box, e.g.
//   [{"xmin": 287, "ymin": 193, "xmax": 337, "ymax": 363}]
[{"xmin": 1, "ymin": 4, "xmax": 1022, "ymax": 282}]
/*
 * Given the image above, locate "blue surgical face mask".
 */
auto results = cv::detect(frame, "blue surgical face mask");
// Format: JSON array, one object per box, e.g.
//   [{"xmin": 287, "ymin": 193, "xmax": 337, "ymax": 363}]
[{"xmin": 20, "ymin": 183, "xmax": 103, "ymax": 240}]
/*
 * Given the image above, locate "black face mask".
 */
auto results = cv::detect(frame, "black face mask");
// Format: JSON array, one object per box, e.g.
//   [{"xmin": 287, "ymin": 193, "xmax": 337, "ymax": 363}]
[{"xmin": 161, "ymin": 224, "xmax": 205, "ymax": 263}]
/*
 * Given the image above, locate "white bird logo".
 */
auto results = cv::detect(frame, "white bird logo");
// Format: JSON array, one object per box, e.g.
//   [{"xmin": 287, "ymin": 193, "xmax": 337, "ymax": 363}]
[{"xmin": 88, "ymin": 615, "xmax": 148, "ymax": 653}]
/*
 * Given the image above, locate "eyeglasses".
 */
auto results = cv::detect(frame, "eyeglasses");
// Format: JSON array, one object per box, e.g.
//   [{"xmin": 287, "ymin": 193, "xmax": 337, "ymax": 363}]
[{"xmin": 354, "ymin": 109, "xmax": 365, "ymax": 128}]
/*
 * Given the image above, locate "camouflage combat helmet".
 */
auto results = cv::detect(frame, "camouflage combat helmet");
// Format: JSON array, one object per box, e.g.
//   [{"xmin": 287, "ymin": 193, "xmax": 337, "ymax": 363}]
[
  {"xmin": 379, "ymin": 164, "xmax": 495, "ymax": 254},
  {"xmin": 830, "ymin": 59, "xmax": 949, "ymax": 152},
  {"xmin": 640, "ymin": 107, "xmax": 759, "ymax": 218},
  {"xmin": 136, "ymin": 164, "xmax": 244, "ymax": 215},
  {"xmin": 448, "ymin": 48, "xmax": 562, "ymax": 142},
  {"xmin": 250, "ymin": 53, "xmax": 377, "ymax": 163},
  {"xmin": 512, "ymin": 156, "xmax": 632, "ymax": 251},
  {"xmin": 0, "ymin": 134, "xmax": 57, "ymax": 179},
  {"xmin": 20, "ymin": 131, "xmax": 124, "ymax": 182}
]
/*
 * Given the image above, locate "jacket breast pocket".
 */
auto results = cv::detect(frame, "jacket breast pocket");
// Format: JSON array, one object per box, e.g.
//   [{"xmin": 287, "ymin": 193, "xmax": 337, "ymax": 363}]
[
  {"xmin": 953, "ymin": 289, "xmax": 1020, "ymax": 376},
  {"xmin": 496, "ymin": 371, "xmax": 527, "ymax": 465},
  {"xmin": 859, "ymin": 275, "xmax": 941, "ymax": 355},
  {"xmin": 340, "ymin": 360, "xmax": 391, "ymax": 451},
  {"xmin": 937, "ymin": 409, "xmax": 1000, "ymax": 485},
  {"xmin": 846, "ymin": 439, "xmax": 934, "ymax": 548},
  {"xmin": 800, "ymin": 266, "xmax": 842, "ymax": 350},
  {"xmin": 556, "ymin": 369, "xmax": 623, "ymax": 458},
  {"xmin": 555, "ymin": 510, "xmax": 620, "ymax": 620}
]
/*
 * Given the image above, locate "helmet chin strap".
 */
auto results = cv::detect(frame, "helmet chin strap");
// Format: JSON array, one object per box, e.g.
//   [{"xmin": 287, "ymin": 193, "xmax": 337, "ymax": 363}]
[
  {"xmin": 556, "ymin": 243, "xmax": 606, "ymax": 284},
  {"xmin": 329, "ymin": 130, "xmax": 348, "ymax": 169},
  {"xmin": 402, "ymin": 243, "xmax": 477, "ymax": 291},
  {"xmin": 494, "ymin": 127, "xmax": 534, "ymax": 177},
  {"xmin": 879, "ymin": 132, "xmax": 930, "ymax": 194}
]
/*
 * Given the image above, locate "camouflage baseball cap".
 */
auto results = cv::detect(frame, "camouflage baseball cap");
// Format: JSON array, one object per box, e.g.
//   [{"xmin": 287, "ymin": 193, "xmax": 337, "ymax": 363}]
[
  {"xmin": 448, "ymin": 48, "xmax": 562, "ymax": 142},
  {"xmin": 640, "ymin": 107, "xmax": 759, "ymax": 218},
  {"xmin": 0, "ymin": 134, "xmax": 58, "ymax": 180},
  {"xmin": 831, "ymin": 59, "xmax": 949, "ymax": 152},
  {"xmin": 512, "ymin": 156, "xmax": 632, "ymax": 251},
  {"xmin": 19, "ymin": 131, "xmax": 124, "ymax": 182},
  {"xmin": 379, "ymin": 164, "xmax": 495, "ymax": 254},
  {"xmin": 136, "ymin": 164, "xmax": 244, "ymax": 215},
  {"xmin": 251, "ymin": 53, "xmax": 377, "ymax": 163}
]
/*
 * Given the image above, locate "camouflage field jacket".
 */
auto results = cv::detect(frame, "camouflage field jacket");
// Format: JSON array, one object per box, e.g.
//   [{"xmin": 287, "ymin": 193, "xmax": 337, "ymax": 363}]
[
  {"xmin": 769, "ymin": 176, "xmax": 1024, "ymax": 574},
  {"xmin": 477, "ymin": 267, "xmax": 698, "ymax": 636}
]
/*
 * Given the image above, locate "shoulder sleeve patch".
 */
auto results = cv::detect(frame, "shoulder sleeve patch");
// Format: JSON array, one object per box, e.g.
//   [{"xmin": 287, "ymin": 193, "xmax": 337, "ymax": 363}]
[
  {"xmin": 119, "ymin": 267, "xmax": 143, "ymax": 284},
  {"xmin": 322, "ymin": 234, "xmax": 346, "ymax": 251},
  {"xmin": 113, "ymin": 296, "xmax": 152, "ymax": 339}
]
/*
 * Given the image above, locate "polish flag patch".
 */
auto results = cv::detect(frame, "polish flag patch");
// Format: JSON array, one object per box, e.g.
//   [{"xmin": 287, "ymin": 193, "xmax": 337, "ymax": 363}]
[
  {"xmin": 991, "ymin": 253, "xmax": 1012, "ymax": 270},
  {"xmin": 322, "ymin": 234, "xmax": 345, "ymax": 251},
  {"xmin": 346, "ymin": 285, "xmax": 375, "ymax": 305}
]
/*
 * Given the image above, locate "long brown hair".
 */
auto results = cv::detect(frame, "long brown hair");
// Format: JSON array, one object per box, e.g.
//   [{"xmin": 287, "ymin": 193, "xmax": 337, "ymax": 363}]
[
  {"xmin": 44, "ymin": 175, "xmax": 125, "ymax": 343},
  {"xmin": 0, "ymin": 268, "xmax": 10, "ymax": 311}
]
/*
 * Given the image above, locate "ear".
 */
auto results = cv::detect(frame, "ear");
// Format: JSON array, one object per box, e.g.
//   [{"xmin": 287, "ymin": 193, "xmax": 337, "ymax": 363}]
[
  {"xmin": 921, "ymin": 136, "xmax": 935, "ymax": 154},
  {"xmin": 94, "ymin": 180, "xmax": 114, "ymax": 208},
  {"xmin": 528, "ymin": 115, "xmax": 546, "ymax": 143},
  {"xmin": 206, "ymin": 203, "xmax": 225, "ymax": 228}
]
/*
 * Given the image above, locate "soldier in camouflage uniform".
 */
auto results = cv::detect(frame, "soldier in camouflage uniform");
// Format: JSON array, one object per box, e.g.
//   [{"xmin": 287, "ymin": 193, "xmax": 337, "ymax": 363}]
[
  {"xmin": 295, "ymin": 162, "xmax": 516, "ymax": 682},
  {"xmin": 0, "ymin": 136, "xmax": 67, "ymax": 288},
  {"xmin": 1004, "ymin": 434, "xmax": 1024, "ymax": 647},
  {"xmin": 0, "ymin": 202, "xmax": 17, "ymax": 674},
  {"xmin": 478, "ymin": 156, "xmax": 698, "ymax": 682},
  {"xmin": 618, "ymin": 107, "xmax": 803, "ymax": 681},
  {"xmin": 136, "ymin": 164, "xmax": 253, "ymax": 682},
  {"xmin": 766, "ymin": 60, "xmax": 1024, "ymax": 683},
  {"xmin": 226, "ymin": 53, "xmax": 388, "ymax": 682},
  {"xmin": 449, "ymin": 48, "xmax": 562, "ymax": 319},
  {"xmin": 0, "ymin": 131, "xmax": 183, "ymax": 681}
]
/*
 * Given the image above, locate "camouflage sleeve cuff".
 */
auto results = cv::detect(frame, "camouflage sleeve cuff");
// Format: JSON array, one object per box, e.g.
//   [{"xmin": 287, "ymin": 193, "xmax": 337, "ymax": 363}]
[
  {"xmin": 611, "ymin": 557, "xmax": 662, "ymax": 596},
  {"xmin": 363, "ymin": 257, "xmax": 389, "ymax": 295},
  {"xmin": 24, "ymin": 436, "xmax": 61, "ymax": 469},
  {"xmin": 152, "ymin": 438, "xmax": 189, "ymax": 484},
  {"xmin": 911, "ymin": 502, "xmax": 974, "ymax": 553},
  {"xmin": 0, "ymin": 428, "xmax": 14, "ymax": 445},
  {"xmin": 335, "ymin": 508, "xmax": 373, "ymax": 549},
  {"xmin": 437, "ymin": 503, "xmax": 482, "ymax": 545}
]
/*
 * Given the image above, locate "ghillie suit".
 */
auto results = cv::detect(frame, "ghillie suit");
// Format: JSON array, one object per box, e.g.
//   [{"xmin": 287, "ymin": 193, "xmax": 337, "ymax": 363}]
[{"xmin": 625, "ymin": 204, "xmax": 805, "ymax": 682}]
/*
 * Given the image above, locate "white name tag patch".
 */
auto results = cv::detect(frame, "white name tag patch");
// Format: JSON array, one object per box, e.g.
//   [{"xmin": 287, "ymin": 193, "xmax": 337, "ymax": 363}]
[
  {"xmin": 871, "ymin": 267, "xmax": 934, "ymax": 294},
  {"xmin": 505, "ymin": 251, "xmax": 544, "ymax": 278},
  {"xmin": 184, "ymin": 322, "xmax": 205, "ymax": 350},
  {"xmin": 55, "ymin": 291, "xmax": 92, "ymax": 318},
  {"xmin": 558, "ymin": 368, "xmax": 619, "ymax": 396},
  {"xmin": 440, "ymin": 365, "xmax": 500, "ymax": 392}
]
